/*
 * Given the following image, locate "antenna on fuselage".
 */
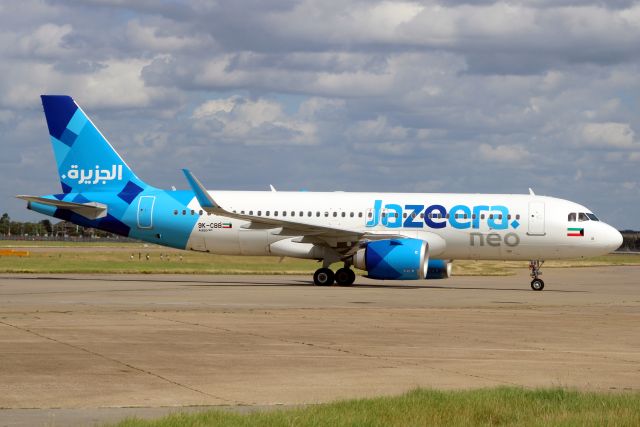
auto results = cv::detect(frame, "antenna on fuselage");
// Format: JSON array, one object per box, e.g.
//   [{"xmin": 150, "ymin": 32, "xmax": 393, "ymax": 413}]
[
  {"xmin": 270, "ymin": 184, "xmax": 277, "ymax": 192},
  {"xmin": 529, "ymin": 188, "xmax": 535, "ymax": 196}
]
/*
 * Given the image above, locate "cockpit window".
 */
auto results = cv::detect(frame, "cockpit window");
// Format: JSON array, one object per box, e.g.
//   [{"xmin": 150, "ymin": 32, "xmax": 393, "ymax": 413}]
[
  {"xmin": 586, "ymin": 213, "xmax": 599, "ymax": 221},
  {"xmin": 578, "ymin": 212, "xmax": 589, "ymax": 222},
  {"xmin": 568, "ymin": 213, "xmax": 576, "ymax": 222}
]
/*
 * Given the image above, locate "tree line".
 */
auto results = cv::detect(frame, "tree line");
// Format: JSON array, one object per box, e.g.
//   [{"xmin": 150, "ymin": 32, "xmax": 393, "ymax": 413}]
[{"xmin": 0, "ymin": 213, "xmax": 119, "ymax": 239}]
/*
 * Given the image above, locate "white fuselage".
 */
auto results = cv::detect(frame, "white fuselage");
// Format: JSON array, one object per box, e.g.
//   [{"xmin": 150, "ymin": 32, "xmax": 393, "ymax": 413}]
[{"xmin": 174, "ymin": 192, "xmax": 621, "ymax": 261}]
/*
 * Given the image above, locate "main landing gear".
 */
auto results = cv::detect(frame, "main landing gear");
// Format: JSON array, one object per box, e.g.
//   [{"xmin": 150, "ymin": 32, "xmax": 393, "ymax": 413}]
[
  {"xmin": 313, "ymin": 265, "xmax": 356, "ymax": 286},
  {"xmin": 529, "ymin": 260, "xmax": 544, "ymax": 291}
]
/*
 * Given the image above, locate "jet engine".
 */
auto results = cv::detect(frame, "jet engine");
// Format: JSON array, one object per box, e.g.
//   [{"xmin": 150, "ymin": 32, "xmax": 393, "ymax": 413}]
[{"xmin": 351, "ymin": 238, "xmax": 452, "ymax": 280}]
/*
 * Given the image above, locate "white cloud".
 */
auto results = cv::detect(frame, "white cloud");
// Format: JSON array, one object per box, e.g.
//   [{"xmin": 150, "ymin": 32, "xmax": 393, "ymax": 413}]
[
  {"xmin": 581, "ymin": 122, "xmax": 636, "ymax": 148},
  {"xmin": 477, "ymin": 144, "xmax": 531, "ymax": 162},
  {"xmin": 192, "ymin": 96, "xmax": 318, "ymax": 145},
  {"xmin": 125, "ymin": 19, "xmax": 211, "ymax": 52}
]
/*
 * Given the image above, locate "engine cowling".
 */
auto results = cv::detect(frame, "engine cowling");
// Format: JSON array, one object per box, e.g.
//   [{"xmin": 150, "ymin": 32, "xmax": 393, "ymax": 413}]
[
  {"xmin": 426, "ymin": 259, "xmax": 452, "ymax": 279},
  {"xmin": 352, "ymin": 238, "xmax": 428, "ymax": 280}
]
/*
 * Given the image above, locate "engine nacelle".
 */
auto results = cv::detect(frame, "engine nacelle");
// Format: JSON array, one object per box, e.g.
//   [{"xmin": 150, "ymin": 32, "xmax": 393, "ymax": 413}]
[
  {"xmin": 352, "ymin": 238, "xmax": 428, "ymax": 280},
  {"xmin": 426, "ymin": 259, "xmax": 452, "ymax": 279}
]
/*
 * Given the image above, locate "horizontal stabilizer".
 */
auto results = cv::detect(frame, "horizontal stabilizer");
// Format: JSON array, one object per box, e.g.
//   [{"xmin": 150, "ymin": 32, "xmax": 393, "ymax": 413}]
[{"xmin": 16, "ymin": 195, "xmax": 107, "ymax": 220}]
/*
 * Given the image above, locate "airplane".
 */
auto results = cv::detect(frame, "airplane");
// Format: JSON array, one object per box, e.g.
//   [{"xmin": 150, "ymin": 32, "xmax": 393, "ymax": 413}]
[{"xmin": 17, "ymin": 95, "xmax": 623, "ymax": 291}]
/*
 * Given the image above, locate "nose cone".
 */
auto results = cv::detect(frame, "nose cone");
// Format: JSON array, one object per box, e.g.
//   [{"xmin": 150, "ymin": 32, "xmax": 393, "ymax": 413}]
[{"xmin": 603, "ymin": 225, "xmax": 623, "ymax": 252}]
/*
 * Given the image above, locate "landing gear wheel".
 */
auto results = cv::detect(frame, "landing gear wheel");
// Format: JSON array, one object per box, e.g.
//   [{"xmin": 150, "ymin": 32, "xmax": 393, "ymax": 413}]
[
  {"xmin": 335, "ymin": 268, "xmax": 356, "ymax": 286},
  {"xmin": 531, "ymin": 278, "xmax": 544, "ymax": 291},
  {"xmin": 529, "ymin": 260, "xmax": 545, "ymax": 291},
  {"xmin": 313, "ymin": 268, "xmax": 335, "ymax": 286}
]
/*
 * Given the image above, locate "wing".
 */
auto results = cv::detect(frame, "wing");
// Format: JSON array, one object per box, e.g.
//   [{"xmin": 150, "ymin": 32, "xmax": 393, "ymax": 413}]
[{"xmin": 182, "ymin": 169, "xmax": 404, "ymax": 255}]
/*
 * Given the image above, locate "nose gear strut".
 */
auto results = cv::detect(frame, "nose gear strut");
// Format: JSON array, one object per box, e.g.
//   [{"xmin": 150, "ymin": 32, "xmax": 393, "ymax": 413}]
[{"xmin": 529, "ymin": 260, "xmax": 544, "ymax": 291}]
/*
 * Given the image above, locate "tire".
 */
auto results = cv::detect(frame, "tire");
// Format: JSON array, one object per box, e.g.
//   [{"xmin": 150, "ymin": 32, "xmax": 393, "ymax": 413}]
[
  {"xmin": 313, "ymin": 268, "xmax": 334, "ymax": 286},
  {"xmin": 530, "ymin": 278, "xmax": 544, "ymax": 291},
  {"xmin": 335, "ymin": 268, "xmax": 355, "ymax": 286}
]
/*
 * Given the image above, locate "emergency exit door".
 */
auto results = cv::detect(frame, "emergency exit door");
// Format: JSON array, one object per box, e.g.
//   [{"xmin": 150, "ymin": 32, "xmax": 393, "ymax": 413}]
[
  {"xmin": 137, "ymin": 196, "xmax": 155, "ymax": 229},
  {"xmin": 527, "ymin": 201, "xmax": 545, "ymax": 236}
]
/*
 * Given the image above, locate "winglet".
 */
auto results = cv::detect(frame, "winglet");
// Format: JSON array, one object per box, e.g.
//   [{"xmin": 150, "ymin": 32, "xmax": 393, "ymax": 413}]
[{"xmin": 182, "ymin": 169, "xmax": 216, "ymax": 209}]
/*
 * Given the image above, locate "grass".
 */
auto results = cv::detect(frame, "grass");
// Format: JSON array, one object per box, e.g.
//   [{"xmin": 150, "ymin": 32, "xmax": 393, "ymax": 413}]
[
  {"xmin": 1, "ymin": 241, "xmax": 639, "ymax": 275},
  {"xmin": 0, "ymin": 239, "xmax": 149, "ymax": 248},
  {"xmin": 0, "ymin": 249, "xmax": 324, "ymax": 274},
  {"xmin": 110, "ymin": 387, "xmax": 640, "ymax": 427}
]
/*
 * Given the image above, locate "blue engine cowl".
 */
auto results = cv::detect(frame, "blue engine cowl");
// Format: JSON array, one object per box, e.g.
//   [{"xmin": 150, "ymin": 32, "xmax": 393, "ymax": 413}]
[
  {"xmin": 426, "ymin": 259, "xmax": 452, "ymax": 279},
  {"xmin": 352, "ymin": 238, "xmax": 428, "ymax": 280}
]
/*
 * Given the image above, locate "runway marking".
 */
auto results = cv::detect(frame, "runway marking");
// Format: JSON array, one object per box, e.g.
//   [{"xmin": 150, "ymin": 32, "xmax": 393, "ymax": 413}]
[
  {"xmin": 140, "ymin": 312, "xmax": 522, "ymax": 388},
  {"xmin": 0, "ymin": 319, "xmax": 241, "ymax": 405}
]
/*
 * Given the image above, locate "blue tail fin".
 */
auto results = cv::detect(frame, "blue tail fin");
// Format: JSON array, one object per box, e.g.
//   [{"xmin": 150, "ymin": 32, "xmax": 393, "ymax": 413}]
[{"xmin": 41, "ymin": 95, "xmax": 148, "ymax": 194}]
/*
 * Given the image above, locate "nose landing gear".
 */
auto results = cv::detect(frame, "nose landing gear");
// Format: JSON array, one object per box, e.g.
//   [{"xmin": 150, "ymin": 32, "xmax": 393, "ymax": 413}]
[{"xmin": 529, "ymin": 260, "xmax": 544, "ymax": 291}]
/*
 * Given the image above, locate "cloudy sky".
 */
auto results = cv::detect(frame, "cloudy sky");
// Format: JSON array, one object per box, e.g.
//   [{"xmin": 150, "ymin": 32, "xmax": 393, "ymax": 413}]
[{"xmin": 1, "ymin": 0, "xmax": 639, "ymax": 229}]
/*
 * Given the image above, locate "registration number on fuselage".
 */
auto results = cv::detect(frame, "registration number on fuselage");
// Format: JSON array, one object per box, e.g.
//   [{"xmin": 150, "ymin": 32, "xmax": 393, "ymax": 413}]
[{"xmin": 197, "ymin": 222, "xmax": 232, "ymax": 232}]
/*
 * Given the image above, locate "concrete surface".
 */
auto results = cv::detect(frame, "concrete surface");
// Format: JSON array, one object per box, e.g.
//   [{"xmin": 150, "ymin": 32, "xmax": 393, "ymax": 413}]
[{"xmin": 0, "ymin": 267, "xmax": 639, "ymax": 426}]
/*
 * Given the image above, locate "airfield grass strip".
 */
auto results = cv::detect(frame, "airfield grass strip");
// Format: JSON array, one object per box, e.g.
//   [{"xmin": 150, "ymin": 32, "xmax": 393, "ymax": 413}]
[
  {"xmin": 110, "ymin": 387, "xmax": 640, "ymax": 427},
  {"xmin": 1, "ymin": 241, "xmax": 639, "ymax": 275}
]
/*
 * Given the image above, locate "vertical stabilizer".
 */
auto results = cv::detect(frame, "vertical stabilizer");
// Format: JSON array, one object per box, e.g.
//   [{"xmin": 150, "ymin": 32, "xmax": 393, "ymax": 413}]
[{"xmin": 41, "ymin": 95, "xmax": 148, "ymax": 195}]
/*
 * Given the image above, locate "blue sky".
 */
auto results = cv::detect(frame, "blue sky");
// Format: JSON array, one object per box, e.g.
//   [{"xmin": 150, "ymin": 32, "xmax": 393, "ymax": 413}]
[{"xmin": 1, "ymin": 0, "xmax": 640, "ymax": 229}]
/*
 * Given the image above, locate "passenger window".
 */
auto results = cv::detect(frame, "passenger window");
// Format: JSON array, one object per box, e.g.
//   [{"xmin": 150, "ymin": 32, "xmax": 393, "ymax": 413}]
[
  {"xmin": 568, "ymin": 213, "xmax": 576, "ymax": 222},
  {"xmin": 516, "ymin": 214, "xmax": 520, "ymax": 220},
  {"xmin": 199, "ymin": 210, "xmax": 203, "ymax": 215},
  {"xmin": 266, "ymin": 211, "xmax": 271, "ymax": 216},
  {"xmin": 358, "ymin": 212, "xmax": 363, "ymax": 218},
  {"xmin": 578, "ymin": 212, "xmax": 589, "ymax": 222},
  {"xmin": 249, "ymin": 210, "xmax": 253, "ymax": 215},
  {"xmin": 299, "ymin": 211, "xmax": 304, "ymax": 216},
  {"xmin": 307, "ymin": 211, "xmax": 311, "ymax": 217},
  {"xmin": 341, "ymin": 212, "xmax": 346, "ymax": 217},
  {"xmin": 333, "ymin": 212, "xmax": 337, "ymax": 217},
  {"xmin": 316, "ymin": 212, "xmax": 320, "ymax": 217},
  {"xmin": 173, "ymin": 210, "xmax": 178, "ymax": 215},
  {"xmin": 367, "ymin": 212, "xmax": 372, "ymax": 218},
  {"xmin": 472, "ymin": 214, "xmax": 476, "ymax": 219},
  {"xmin": 241, "ymin": 210, "xmax": 245, "ymax": 215},
  {"xmin": 257, "ymin": 210, "xmax": 262, "ymax": 216},
  {"xmin": 274, "ymin": 211, "xmax": 279, "ymax": 216},
  {"xmin": 290, "ymin": 211, "xmax": 294, "ymax": 217},
  {"xmin": 350, "ymin": 212, "xmax": 354, "ymax": 217},
  {"xmin": 325, "ymin": 212, "xmax": 329, "ymax": 217},
  {"xmin": 190, "ymin": 210, "xmax": 195, "ymax": 215}
]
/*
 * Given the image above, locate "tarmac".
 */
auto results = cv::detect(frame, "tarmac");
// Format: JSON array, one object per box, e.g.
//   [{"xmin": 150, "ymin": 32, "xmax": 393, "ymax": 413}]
[{"xmin": 0, "ymin": 266, "xmax": 639, "ymax": 426}]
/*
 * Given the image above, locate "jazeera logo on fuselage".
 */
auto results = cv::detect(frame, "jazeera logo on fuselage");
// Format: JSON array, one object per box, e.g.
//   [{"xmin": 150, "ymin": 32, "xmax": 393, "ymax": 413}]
[
  {"xmin": 61, "ymin": 165, "xmax": 123, "ymax": 185},
  {"xmin": 365, "ymin": 200, "xmax": 521, "ymax": 230}
]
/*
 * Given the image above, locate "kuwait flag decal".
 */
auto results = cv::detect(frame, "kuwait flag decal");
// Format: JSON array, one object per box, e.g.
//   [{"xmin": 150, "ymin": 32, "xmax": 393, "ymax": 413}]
[
  {"xmin": 222, "ymin": 223, "xmax": 232, "ymax": 229},
  {"xmin": 567, "ymin": 227, "xmax": 584, "ymax": 237}
]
